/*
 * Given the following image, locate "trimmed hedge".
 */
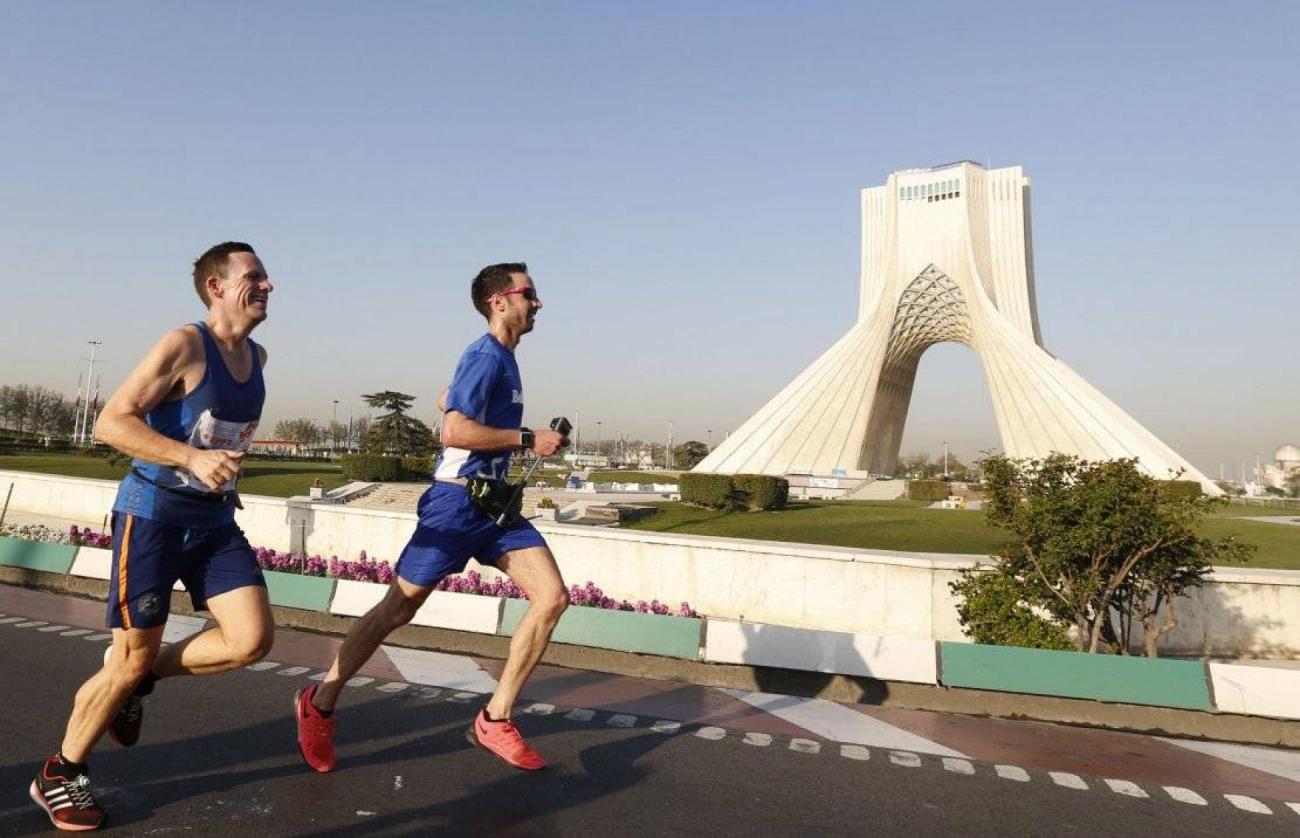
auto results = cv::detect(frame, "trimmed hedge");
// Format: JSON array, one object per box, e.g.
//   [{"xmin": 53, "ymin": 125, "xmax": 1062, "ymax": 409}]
[
  {"xmin": 908, "ymin": 479, "xmax": 950, "ymax": 501},
  {"xmin": 680, "ymin": 473, "xmax": 788, "ymax": 511},
  {"xmin": 402, "ymin": 454, "xmax": 435, "ymax": 476},
  {"xmin": 1159, "ymin": 480, "xmax": 1203, "ymax": 500},
  {"xmin": 339, "ymin": 454, "xmax": 407, "ymax": 482},
  {"xmin": 733, "ymin": 474, "xmax": 789, "ymax": 511}
]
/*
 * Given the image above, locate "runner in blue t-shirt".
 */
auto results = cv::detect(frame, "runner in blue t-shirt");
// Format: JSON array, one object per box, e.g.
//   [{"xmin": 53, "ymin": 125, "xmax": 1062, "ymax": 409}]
[
  {"xmin": 296, "ymin": 262, "xmax": 570, "ymax": 773},
  {"xmin": 30, "ymin": 243, "xmax": 277, "ymax": 832}
]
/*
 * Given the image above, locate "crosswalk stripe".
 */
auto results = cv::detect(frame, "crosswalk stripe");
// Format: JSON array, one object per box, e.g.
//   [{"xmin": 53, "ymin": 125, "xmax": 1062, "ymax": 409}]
[
  {"xmin": 789, "ymin": 738, "xmax": 820, "ymax": 754},
  {"xmin": 943, "ymin": 758, "xmax": 974, "ymax": 775},
  {"xmin": 1224, "ymin": 795, "xmax": 1272, "ymax": 815},
  {"xmin": 890, "ymin": 751, "xmax": 921, "ymax": 768},
  {"xmin": 695, "ymin": 726, "xmax": 727, "ymax": 740},
  {"xmin": 995, "ymin": 765, "xmax": 1029, "ymax": 782},
  {"xmin": 652, "ymin": 720, "xmax": 682, "ymax": 734},
  {"xmin": 1163, "ymin": 787, "xmax": 1207, "ymax": 805},
  {"xmin": 565, "ymin": 708, "xmax": 595, "ymax": 722},
  {"xmin": 1104, "ymin": 779, "xmax": 1148, "ymax": 798},
  {"xmin": 1049, "ymin": 772, "xmax": 1087, "ymax": 790},
  {"xmin": 840, "ymin": 745, "xmax": 870, "ymax": 761},
  {"xmin": 607, "ymin": 714, "xmax": 637, "ymax": 728},
  {"xmin": 742, "ymin": 732, "xmax": 773, "ymax": 747}
]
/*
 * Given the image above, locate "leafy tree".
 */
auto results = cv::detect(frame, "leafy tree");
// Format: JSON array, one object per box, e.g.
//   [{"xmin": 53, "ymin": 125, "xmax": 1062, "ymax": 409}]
[
  {"xmin": 361, "ymin": 390, "xmax": 434, "ymax": 455},
  {"xmin": 274, "ymin": 418, "xmax": 322, "ymax": 445},
  {"xmin": 964, "ymin": 453, "xmax": 1252, "ymax": 656},
  {"xmin": 1286, "ymin": 467, "xmax": 1300, "ymax": 499},
  {"xmin": 0, "ymin": 385, "xmax": 77, "ymax": 437},
  {"xmin": 327, "ymin": 421, "xmax": 348, "ymax": 449},
  {"xmin": 674, "ymin": 441, "xmax": 710, "ymax": 470}
]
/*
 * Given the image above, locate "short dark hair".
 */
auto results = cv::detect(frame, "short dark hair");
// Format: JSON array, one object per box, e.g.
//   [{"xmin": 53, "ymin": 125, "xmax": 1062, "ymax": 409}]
[
  {"xmin": 471, "ymin": 262, "xmax": 528, "ymax": 319},
  {"xmin": 193, "ymin": 242, "xmax": 256, "ymax": 305}
]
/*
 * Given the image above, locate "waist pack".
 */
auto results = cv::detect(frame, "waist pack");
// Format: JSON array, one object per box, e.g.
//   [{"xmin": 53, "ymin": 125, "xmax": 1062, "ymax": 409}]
[{"xmin": 465, "ymin": 478, "xmax": 524, "ymax": 528}]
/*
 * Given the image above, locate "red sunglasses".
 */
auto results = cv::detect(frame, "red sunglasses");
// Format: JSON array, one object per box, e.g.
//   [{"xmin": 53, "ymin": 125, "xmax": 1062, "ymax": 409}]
[{"xmin": 490, "ymin": 286, "xmax": 539, "ymax": 302}]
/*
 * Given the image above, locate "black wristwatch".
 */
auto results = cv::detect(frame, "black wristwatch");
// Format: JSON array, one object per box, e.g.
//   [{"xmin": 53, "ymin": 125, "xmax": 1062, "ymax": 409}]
[{"xmin": 519, "ymin": 427, "xmax": 534, "ymax": 450}]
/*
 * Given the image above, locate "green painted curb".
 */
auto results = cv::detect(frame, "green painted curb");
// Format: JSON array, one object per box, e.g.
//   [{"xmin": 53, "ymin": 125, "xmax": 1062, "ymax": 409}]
[
  {"xmin": 0, "ymin": 537, "xmax": 77, "ymax": 575},
  {"xmin": 939, "ymin": 642, "xmax": 1213, "ymax": 711},
  {"xmin": 499, "ymin": 599, "xmax": 702, "ymax": 660},
  {"xmin": 264, "ymin": 570, "xmax": 335, "ymax": 613}
]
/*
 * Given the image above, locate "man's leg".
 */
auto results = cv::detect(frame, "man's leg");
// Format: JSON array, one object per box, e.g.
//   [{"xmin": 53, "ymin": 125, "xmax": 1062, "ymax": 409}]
[
  {"xmin": 61, "ymin": 627, "xmax": 165, "ymax": 764},
  {"xmin": 485, "ymin": 546, "xmax": 568, "ymax": 721},
  {"xmin": 150, "ymin": 585, "xmax": 274, "ymax": 677},
  {"xmin": 312, "ymin": 577, "xmax": 432, "ymax": 712}
]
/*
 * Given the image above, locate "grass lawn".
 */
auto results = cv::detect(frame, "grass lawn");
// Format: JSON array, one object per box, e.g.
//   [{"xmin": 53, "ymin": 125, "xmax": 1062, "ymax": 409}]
[
  {"xmin": 0, "ymin": 453, "xmax": 347, "ymax": 498},
  {"xmin": 587, "ymin": 471, "xmax": 678, "ymax": 484},
  {"xmin": 625, "ymin": 500, "xmax": 1300, "ymax": 571}
]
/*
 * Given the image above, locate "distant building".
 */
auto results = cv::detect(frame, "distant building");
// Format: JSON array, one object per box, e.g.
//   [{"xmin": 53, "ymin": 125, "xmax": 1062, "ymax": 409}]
[
  {"xmin": 1261, "ymin": 444, "xmax": 1300, "ymax": 490},
  {"xmin": 250, "ymin": 439, "xmax": 305, "ymax": 456},
  {"xmin": 563, "ymin": 452, "xmax": 611, "ymax": 469}
]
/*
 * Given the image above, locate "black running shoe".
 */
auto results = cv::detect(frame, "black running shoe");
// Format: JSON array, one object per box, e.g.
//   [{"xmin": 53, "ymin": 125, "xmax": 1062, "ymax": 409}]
[
  {"xmin": 108, "ymin": 693, "xmax": 143, "ymax": 747},
  {"xmin": 29, "ymin": 755, "xmax": 104, "ymax": 831}
]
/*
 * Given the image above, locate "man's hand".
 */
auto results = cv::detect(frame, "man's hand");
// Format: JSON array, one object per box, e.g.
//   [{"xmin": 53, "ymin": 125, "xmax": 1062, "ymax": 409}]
[
  {"xmin": 531, "ymin": 429, "xmax": 568, "ymax": 457},
  {"xmin": 187, "ymin": 449, "xmax": 244, "ymax": 492}
]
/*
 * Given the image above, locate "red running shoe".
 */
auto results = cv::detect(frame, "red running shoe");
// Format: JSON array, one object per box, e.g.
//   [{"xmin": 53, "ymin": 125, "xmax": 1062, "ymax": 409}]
[
  {"xmin": 29, "ymin": 756, "xmax": 104, "ymax": 831},
  {"xmin": 294, "ymin": 685, "xmax": 336, "ymax": 773},
  {"xmin": 466, "ymin": 708, "xmax": 547, "ymax": 771}
]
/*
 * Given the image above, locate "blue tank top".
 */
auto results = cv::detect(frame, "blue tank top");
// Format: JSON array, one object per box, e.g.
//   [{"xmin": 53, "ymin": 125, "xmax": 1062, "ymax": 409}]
[{"xmin": 112, "ymin": 322, "xmax": 266, "ymax": 528}]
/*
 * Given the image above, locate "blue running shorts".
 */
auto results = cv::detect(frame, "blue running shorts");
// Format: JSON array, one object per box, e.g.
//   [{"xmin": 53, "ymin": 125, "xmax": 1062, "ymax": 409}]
[
  {"xmin": 395, "ymin": 482, "xmax": 548, "ymax": 587},
  {"xmin": 106, "ymin": 512, "xmax": 266, "ymax": 630}
]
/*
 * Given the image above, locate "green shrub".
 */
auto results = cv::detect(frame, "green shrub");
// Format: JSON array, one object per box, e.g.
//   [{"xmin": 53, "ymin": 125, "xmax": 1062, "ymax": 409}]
[
  {"xmin": 732, "ymin": 474, "xmax": 789, "ymax": 511},
  {"xmin": 402, "ymin": 454, "xmax": 435, "ymax": 477},
  {"xmin": 339, "ymin": 453, "xmax": 406, "ymax": 482},
  {"xmin": 679, "ymin": 473, "xmax": 737, "ymax": 509},
  {"xmin": 1159, "ymin": 480, "xmax": 1203, "ymax": 501},
  {"xmin": 908, "ymin": 479, "xmax": 950, "ymax": 501},
  {"xmin": 537, "ymin": 495, "xmax": 556, "ymax": 509},
  {"xmin": 949, "ymin": 567, "xmax": 1074, "ymax": 650}
]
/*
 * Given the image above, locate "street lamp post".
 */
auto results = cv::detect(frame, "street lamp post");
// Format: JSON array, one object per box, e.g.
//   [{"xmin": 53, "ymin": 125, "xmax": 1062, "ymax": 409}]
[
  {"xmin": 942, "ymin": 441, "xmax": 949, "ymax": 479},
  {"xmin": 707, "ymin": 429, "xmax": 712, "ymax": 451},
  {"xmin": 332, "ymin": 400, "xmax": 339, "ymax": 452},
  {"xmin": 78, "ymin": 341, "xmax": 102, "ymax": 445}
]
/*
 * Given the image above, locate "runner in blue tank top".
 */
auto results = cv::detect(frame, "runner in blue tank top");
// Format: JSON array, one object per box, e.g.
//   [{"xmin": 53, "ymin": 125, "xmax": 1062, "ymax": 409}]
[
  {"xmin": 295, "ymin": 263, "xmax": 571, "ymax": 774},
  {"xmin": 31, "ymin": 243, "xmax": 276, "ymax": 832}
]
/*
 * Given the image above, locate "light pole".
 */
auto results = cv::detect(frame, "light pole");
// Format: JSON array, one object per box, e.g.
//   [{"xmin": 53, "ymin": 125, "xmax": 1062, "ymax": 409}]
[
  {"xmin": 78, "ymin": 341, "xmax": 102, "ymax": 445},
  {"xmin": 332, "ymin": 400, "xmax": 339, "ymax": 452},
  {"xmin": 942, "ymin": 441, "xmax": 949, "ymax": 479},
  {"xmin": 596, "ymin": 421, "xmax": 603, "ymax": 458},
  {"xmin": 707, "ymin": 429, "xmax": 712, "ymax": 451}
]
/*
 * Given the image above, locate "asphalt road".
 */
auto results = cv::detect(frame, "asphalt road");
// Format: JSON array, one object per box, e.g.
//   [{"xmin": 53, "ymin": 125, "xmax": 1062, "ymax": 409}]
[{"xmin": 3, "ymin": 611, "xmax": 1299, "ymax": 837}]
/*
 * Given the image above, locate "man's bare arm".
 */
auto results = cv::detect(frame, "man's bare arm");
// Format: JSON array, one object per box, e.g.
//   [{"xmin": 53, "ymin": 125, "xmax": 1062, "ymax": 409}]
[
  {"xmin": 442, "ymin": 411, "xmax": 565, "ymax": 457},
  {"xmin": 94, "ymin": 328, "xmax": 243, "ymax": 490}
]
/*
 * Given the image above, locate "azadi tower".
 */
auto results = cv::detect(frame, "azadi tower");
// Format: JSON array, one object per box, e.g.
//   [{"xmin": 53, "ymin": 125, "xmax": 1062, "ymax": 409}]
[{"xmin": 694, "ymin": 162, "xmax": 1219, "ymax": 494}]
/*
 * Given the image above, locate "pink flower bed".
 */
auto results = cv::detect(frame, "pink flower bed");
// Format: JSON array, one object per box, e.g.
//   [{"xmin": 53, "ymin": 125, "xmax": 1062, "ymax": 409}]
[{"xmin": 67, "ymin": 526, "xmax": 696, "ymax": 617}]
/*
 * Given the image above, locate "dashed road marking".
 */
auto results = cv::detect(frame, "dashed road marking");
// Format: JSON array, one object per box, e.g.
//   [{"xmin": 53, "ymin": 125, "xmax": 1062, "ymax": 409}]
[
  {"xmin": 38, "ymin": 624, "xmax": 71, "ymax": 632},
  {"xmin": 1224, "ymin": 795, "xmax": 1271, "ymax": 815},
  {"xmin": 0, "ymin": 617, "xmax": 24, "ymax": 624},
  {"xmin": 310, "ymin": 671, "xmax": 328, "ymax": 681},
  {"xmin": 565, "ymin": 708, "xmax": 595, "ymax": 722},
  {"xmin": 416, "ymin": 687, "xmax": 441, "ymax": 699},
  {"xmin": 16, "ymin": 620, "xmax": 48, "ymax": 628},
  {"xmin": 1285, "ymin": 802, "xmax": 1300, "ymax": 816},
  {"xmin": 524, "ymin": 703, "xmax": 554, "ymax": 715},
  {"xmin": 278, "ymin": 666, "xmax": 312, "ymax": 677},
  {"xmin": 86, "ymin": 633, "xmax": 112, "ymax": 641},
  {"xmin": 607, "ymin": 714, "xmax": 637, "ymax": 728},
  {"xmin": 743, "ymin": 732, "xmax": 773, "ymax": 747},
  {"xmin": 1049, "ymin": 772, "xmax": 1088, "ymax": 790},
  {"xmin": 652, "ymin": 720, "xmax": 682, "ymax": 735},
  {"xmin": 841, "ymin": 745, "xmax": 870, "ymax": 761},
  {"xmin": 1164, "ymin": 787, "xmax": 1207, "ymax": 806},
  {"xmin": 995, "ymin": 765, "xmax": 1030, "ymax": 782},
  {"xmin": 247, "ymin": 661, "xmax": 281, "ymax": 671},
  {"xmin": 345, "ymin": 676, "xmax": 375, "ymax": 688},
  {"xmin": 695, "ymin": 726, "xmax": 727, "ymax": 741},
  {"xmin": 942, "ymin": 758, "xmax": 974, "ymax": 775},
  {"xmin": 377, "ymin": 682, "xmax": 409, "ymax": 693},
  {"xmin": 1104, "ymin": 779, "xmax": 1148, "ymax": 798},
  {"xmin": 789, "ymin": 738, "xmax": 820, "ymax": 754},
  {"xmin": 449, "ymin": 691, "xmax": 478, "ymax": 702},
  {"xmin": 889, "ymin": 751, "xmax": 921, "ymax": 768},
  {"xmin": 61, "ymin": 628, "xmax": 92, "ymax": 637}
]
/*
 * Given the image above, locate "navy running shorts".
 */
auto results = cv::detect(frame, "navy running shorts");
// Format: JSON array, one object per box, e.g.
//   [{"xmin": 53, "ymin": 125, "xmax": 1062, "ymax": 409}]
[
  {"xmin": 394, "ymin": 482, "xmax": 549, "ymax": 587},
  {"xmin": 106, "ymin": 512, "xmax": 266, "ymax": 630}
]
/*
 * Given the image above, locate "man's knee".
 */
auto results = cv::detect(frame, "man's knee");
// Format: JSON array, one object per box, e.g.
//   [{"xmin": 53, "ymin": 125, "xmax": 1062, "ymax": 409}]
[
  {"xmin": 379, "ymin": 586, "xmax": 427, "ymax": 630},
  {"xmin": 534, "ymin": 587, "xmax": 569, "ymax": 622},
  {"xmin": 225, "ymin": 625, "xmax": 275, "ymax": 667},
  {"xmin": 108, "ymin": 641, "xmax": 160, "ymax": 688}
]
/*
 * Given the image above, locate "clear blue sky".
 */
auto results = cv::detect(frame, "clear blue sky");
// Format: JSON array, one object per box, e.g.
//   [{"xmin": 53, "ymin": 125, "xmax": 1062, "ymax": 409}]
[{"xmin": 2, "ymin": 1, "xmax": 1295, "ymax": 474}]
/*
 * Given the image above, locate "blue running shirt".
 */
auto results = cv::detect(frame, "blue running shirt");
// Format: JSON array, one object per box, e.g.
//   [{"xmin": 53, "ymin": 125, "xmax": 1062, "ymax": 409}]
[{"xmin": 434, "ymin": 333, "xmax": 523, "ymax": 480}]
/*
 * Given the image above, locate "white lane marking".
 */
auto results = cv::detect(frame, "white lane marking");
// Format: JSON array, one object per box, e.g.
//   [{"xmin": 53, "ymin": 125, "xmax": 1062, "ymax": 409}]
[
  {"xmin": 393, "ymin": 776, "xmax": 403, "ymax": 791},
  {"xmin": 719, "ymin": 689, "xmax": 966, "ymax": 757},
  {"xmin": 86, "ymin": 633, "xmax": 112, "ymax": 641},
  {"xmin": 607, "ymin": 714, "xmax": 637, "ymax": 728},
  {"xmin": 61, "ymin": 629, "xmax": 92, "ymax": 637},
  {"xmin": 357, "ymin": 811, "xmax": 375, "ymax": 817},
  {"xmin": 943, "ymin": 758, "xmax": 974, "ymax": 775},
  {"xmin": 1163, "ymin": 738, "xmax": 1300, "ymax": 785},
  {"xmin": 378, "ymin": 682, "xmax": 409, "ymax": 693},
  {"xmin": 247, "ymin": 661, "xmax": 280, "ymax": 671},
  {"xmin": 1224, "ymin": 795, "xmax": 1272, "ymax": 815},
  {"xmin": 416, "ymin": 687, "xmax": 442, "ymax": 699},
  {"xmin": 652, "ymin": 720, "xmax": 682, "ymax": 734},
  {"xmin": 449, "ymin": 691, "xmax": 478, "ymax": 702},
  {"xmin": 1164, "ymin": 787, "xmax": 1207, "ymax": 806},
  {"xmin": 382, "ymin": 645, "xmax": 499, "ymax": 694},
  {"xmin": 278, "ymin": 666, "xmax": 312, "ymax": 677},
  {"xmin": 1049, "ymin": 772, "xmax": 1088, "ymax": 790},
  {"xmin": 790, "ymin": 738, "xmax": 821, "ymax": 754},
  {"xmin": 841, "ymin": 745, "xmax": 870, "ymax": 761},
  {"xmin": 995, "ymin": 765, "xmax": 1030, "ymax": 782},
  {"xmin": 1104, "ymin": 779, "xmax": 1148, "ymax": 798},
  {"xmin": 15, "ymin": 621, "xmax": 48, "ymax": 628},
  {"xmin": 0, "ymin": 617, "xmax": 24, "ymax": 624},
  {"xmin": 696, "ymin": 726, "xmax": 727, "ymax": 740},
  {"xmin": 565, "ymin": 708, "xmax": 595, "ymax": 722},
  {"xmin": 38, "ymin": 624, "xmax": 71, "ymax": 632},
  {"xmin": 889, "ymin": 751, "xmax": 921, "ymax": 768},
  {"xmin": 524, "ymin": 703, "xmax": 554, "ymax": 715},
  {"xmin": 162, "ymin": 614, "xmax": 207, "ymax": 644},
  {"xmin": 743, "ymin": 732, "xmax": 773, "ymax": 747},
  {"xmin": 345, "ymin": 676, "xmax": 375, "ymax": 687},
  {"xmin": 1285, "ymin": 802, "xmax": 1300, "ymax": 816}
]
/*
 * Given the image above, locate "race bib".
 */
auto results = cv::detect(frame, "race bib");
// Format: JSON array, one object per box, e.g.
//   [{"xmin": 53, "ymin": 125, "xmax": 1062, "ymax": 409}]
[{"xmin": 173, "ymin": 410, "xmax": 258, "ymax": 492}]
